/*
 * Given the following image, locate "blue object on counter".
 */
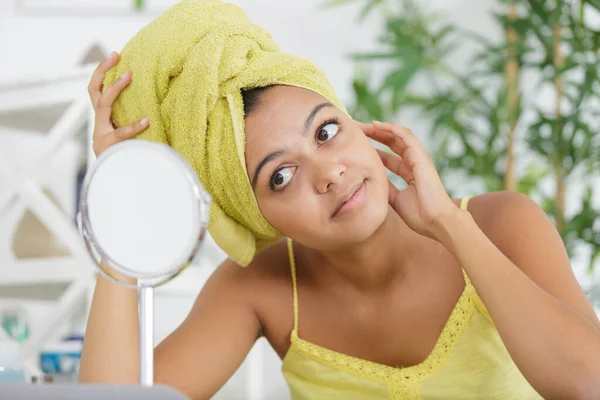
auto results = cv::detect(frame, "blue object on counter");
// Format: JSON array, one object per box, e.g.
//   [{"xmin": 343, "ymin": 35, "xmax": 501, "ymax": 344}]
[{"xmin": 40, "ymin": 341, "xmax": 82, "ymax": 374}]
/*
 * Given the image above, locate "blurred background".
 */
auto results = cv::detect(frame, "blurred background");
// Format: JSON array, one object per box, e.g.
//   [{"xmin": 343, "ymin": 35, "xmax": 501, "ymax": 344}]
[{"xmin": 0, "ymin": 0, "xmax": 598, "ymax": 398}]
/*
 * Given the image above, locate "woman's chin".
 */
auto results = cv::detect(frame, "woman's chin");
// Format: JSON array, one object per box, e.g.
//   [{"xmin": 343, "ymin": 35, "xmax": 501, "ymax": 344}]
[{"xmin": 334, "ymin": 202, "xmax": 390, "ymax": 242}]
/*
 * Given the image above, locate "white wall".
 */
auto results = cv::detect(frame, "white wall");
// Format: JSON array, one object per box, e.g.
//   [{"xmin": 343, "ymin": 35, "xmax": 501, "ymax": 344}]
[{"xmin": 0, "ymin": 0, "xmax": 597, "ymax": 399}]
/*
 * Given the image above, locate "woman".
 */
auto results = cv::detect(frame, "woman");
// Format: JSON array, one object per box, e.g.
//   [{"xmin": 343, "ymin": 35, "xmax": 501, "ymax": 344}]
[{"xmin": 79, "ymin": 2, "xmax": 600, "ymax": 400}]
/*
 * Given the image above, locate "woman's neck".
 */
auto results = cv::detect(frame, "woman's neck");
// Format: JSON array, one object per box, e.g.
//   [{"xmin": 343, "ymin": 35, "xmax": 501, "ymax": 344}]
[{"xmin": 308, "ymin": 206, "xmax": 427, "ymax": 292}]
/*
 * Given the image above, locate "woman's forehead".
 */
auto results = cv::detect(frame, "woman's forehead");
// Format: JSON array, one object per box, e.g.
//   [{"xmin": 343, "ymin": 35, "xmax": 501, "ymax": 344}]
[
  {"xmin": 246, "ymin": 87, "xmax": 330, "ymax": 136},
  {"xmin": 261, "ymin": 86, "xmax": 328, "ymax": 111}
]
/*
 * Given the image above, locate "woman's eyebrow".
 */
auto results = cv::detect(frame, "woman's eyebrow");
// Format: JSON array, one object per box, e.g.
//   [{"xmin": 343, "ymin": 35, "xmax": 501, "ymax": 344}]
[
  {"xmin": 252, "ymin": 149, "xmax": 286, "ymax": 188},
  {"xmin": 303, "ymin": 102, "xmax": 334, "ymax": 134}
]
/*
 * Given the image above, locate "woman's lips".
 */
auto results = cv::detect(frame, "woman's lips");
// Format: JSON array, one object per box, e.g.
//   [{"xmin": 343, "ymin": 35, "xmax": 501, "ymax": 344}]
[{"xmin": 331, "ymin": 181, "xmax": 366, "ymax": 218}]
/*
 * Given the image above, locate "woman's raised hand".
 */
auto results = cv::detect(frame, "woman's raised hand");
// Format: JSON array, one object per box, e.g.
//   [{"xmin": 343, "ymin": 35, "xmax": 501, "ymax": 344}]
[{"xmin": 87, "ymin": 51, "xmax": 149, "ymax": 157}]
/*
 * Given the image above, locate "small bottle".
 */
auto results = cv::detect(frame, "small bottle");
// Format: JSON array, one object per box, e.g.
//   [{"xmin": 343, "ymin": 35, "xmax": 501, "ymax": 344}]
[{"xmin": 0, "ymin": 329, "xmax": 26, "ymax": 384}]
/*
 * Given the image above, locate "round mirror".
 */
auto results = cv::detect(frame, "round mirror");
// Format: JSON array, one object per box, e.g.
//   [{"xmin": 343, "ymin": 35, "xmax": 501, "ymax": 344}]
[
  {"xmin": 78, "ymin": 140, "xmax": 210, "ymax": 287},
  {"xmin": 77, "ymin": 140, "xmax": 211, "ymax": 386}
]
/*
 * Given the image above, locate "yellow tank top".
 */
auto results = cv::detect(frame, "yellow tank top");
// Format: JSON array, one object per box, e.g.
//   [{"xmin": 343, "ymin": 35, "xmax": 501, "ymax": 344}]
[{"xmin": 282, "ymin": 198, "xmax": 542, "ymax": 399}]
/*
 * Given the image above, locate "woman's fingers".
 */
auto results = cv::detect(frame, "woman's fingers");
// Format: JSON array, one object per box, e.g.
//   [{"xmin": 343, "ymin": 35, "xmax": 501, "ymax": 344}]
[
  {"xmin": 367, "ymin": 121, "xmax": 434, "ymax": 170},
  {"xmin": 355, "ymin": 121, "xmax": 374, "ymax": 132},
  {"xmin": 92, "ymin": 117, "xmax": 149, "ymax": 156},
  {"xmin": 387, "ymin": 179, "xmax": 401, "ymax": 205},
  {"xmin": 98, "ymin": 70, "xmax": 132, "ymax": 110},
  {"xmin": 95, "ymin": 70, "xmax": 132, "ymax": 131},
  {"xmin": 88, "ymin": 51, "xmax": 119, "ymax": 109},
  {"xmin": 365, "ymin": 121, "xmax": 425, "ymax": 156},
  {"xmin": 114, "ymin": 117, "xmax": 149, "ymax": 140},
  {"xmin": 87, "ymin": 51, "xmax": 149, "ymax": 157},
  {"xmin": 373, "ymin": 121, "xmax": 420, "ymax": 148},
  {"xmin": 376, "ymin": 149, "xmax": 414, "ymax": 185},
  {"xmin": 362, "ymin": 123, "xmax": 407, "ymax": 156}
]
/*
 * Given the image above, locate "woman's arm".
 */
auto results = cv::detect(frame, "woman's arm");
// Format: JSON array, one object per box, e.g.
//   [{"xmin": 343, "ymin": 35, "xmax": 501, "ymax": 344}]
[
  {"xmin": 80, "ymin": 260, "xmax": 261, "ymax": 400},
  {"xmin": 437, "ymin": 191, "xmax": 600, "ymax": 400},
  {"xmin": 79, "ymin": 265, "xmax": 140, "ymax": 383},
  {"xmin": 153, "ymin": 261, "xmax": 261, "ymax": 399},
  {"xmin": 360, "ymin": 121, "xmax": 599, "ymax": 399}
]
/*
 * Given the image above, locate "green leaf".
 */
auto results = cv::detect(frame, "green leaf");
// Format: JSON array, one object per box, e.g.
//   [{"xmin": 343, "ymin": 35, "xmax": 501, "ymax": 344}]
[
  {"xmin": 588, "ymin": 0, "xmax": 600, "ymax": 11},
  {"xmin": 382, "ymin": 64, "xmax": 419, "ymax": 91},
  {"xmin": 351, "ymin": 78, "xmax": 385, "ymax": 121},
  {"xmin": 518, "ymin": 162, "xmax": 551, "ymax": 195},
  {"xmin": 350, "ymin": 52, "xmax": 401, "ymax": 61},
  {"xmin": 528, "ymin": 0, "xmax": 550, "ymax": 25},
  {"xmin": 589, "ymin": 248, "xmax": 600, "ymax": 274},
  {"xmin": 495, "ymin": 13, "xmax": 531, "ymax": 38},
  {"xmin": 358, "ymin": 0, "xmax": 384, "ymax": 20},
  {"xmin": 320, "ymin": 0, "xmax": 361, "ymax": 9},
  {"xmin": 524, "ymin": 1, "xmax": 554, "ymax": 52},
  {"xmin": 431, "ymin": 24, "xmax": 456, "ymax": 45}
]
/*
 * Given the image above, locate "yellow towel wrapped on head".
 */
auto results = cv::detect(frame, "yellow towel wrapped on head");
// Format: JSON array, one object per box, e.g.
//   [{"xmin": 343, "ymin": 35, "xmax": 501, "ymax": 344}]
[{"xmin": 104, "ymin": 0, "xmax": 347, "ymax": 266}]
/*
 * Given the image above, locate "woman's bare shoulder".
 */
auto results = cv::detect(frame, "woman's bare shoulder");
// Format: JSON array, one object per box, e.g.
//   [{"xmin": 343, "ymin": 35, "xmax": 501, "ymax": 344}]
[
  {"xmin": 216, "ymin": 238, "xmax": 291, "ymax": 279},
  {"xmin": 459, "ymin": 191, "xmax": 532, "ymax": 229},
  {"xmin": 209, "ymin": 238, "xmax": 293, "ymax": 304},
  {"xmin": 210, "ymin": 239, "xmax": 295, "ymax": 340}
]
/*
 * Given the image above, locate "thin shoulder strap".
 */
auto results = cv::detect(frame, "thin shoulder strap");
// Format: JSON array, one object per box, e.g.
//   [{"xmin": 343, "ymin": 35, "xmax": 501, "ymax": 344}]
[
  {"xmin": 459, "ymin": 197, "xmax": 473, "ymax": 286},
  {"xmin": 287, "ymin": 238, "xmax": 299, "ymax": 336},
  {"xmin": 460, "ymin": 196, "xmax": 471, "ymax": 212}
]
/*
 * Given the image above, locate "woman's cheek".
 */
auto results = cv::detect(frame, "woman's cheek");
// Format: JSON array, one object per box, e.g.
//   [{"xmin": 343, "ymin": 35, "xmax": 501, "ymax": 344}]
[{"xmin": 262, "ymin": 195, "xmax": 303, "ymax": 233}]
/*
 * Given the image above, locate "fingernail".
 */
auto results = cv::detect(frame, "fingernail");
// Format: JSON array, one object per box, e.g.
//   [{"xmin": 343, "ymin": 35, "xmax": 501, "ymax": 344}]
[
  {"xmin": 140, "ymin": 117, "xmax": 149, "ymax": 126},
  {"xmin": 120, "ymin": 71, "xmax": 130, "ymax": 80},
  {"xmin": 107, "ymin": 51, "xmax": 116, "ymax": 61},
  {"xmin": 373, "ymin": 120, "xmax": 382, "ymax": 124}
]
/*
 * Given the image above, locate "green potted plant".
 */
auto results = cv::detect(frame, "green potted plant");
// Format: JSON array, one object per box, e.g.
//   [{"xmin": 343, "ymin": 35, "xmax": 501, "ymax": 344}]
[{"xmin": 329, "ymin": 0, "xmax": 600, "ymax": 286}]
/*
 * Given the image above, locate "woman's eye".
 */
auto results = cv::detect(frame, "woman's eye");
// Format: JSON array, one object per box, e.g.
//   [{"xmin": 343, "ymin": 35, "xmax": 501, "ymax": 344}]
[
  {"xmin": 270, "ymin": 166, "xmax": 295, "ymax": 191},
  {"xmin": 316, "ymin": 123, "xmax": 340, "ymax": 144}
]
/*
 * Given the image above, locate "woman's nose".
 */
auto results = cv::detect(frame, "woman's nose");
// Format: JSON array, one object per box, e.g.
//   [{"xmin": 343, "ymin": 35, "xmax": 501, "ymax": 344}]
[{"xmin": 314, "ymin": 159, "xmax": 346, "ymax": 194}]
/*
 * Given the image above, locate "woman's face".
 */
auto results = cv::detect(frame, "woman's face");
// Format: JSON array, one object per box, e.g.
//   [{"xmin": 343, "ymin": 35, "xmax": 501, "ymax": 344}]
[{"xmin": 245, "ymin": 86, "xmax": 390, "ymax": 252}]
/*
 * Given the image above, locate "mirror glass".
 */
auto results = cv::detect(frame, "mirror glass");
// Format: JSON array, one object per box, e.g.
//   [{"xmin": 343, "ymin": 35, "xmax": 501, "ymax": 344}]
[{"xmin": 79, "ymin": 141, "xmax": 209, "ymax": 285}]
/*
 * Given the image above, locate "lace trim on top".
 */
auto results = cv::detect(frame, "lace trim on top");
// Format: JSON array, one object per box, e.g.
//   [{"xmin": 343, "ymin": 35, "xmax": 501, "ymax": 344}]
[
  {"xmin": 285, "ymin": 197, "xmax": 475, "ymax": 387},
  {"xmin": 287, "ymin": 273, "xmax": 476, "ymax": 384}
]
